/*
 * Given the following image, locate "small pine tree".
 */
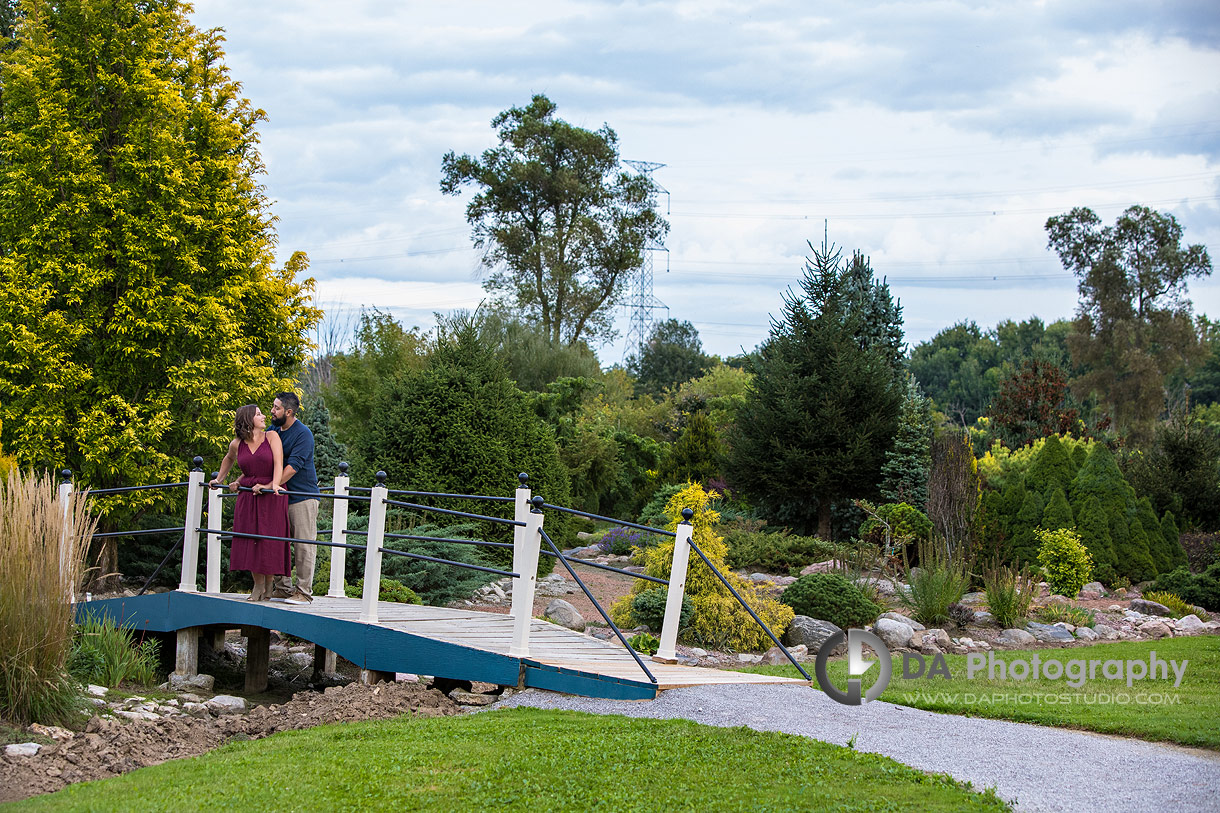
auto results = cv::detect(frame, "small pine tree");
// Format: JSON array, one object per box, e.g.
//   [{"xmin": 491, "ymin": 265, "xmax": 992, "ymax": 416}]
[
  {"xmin": 1113, "ymin": 512, "xmax": 1156, "ymax": 583},
  {"xmin": 1136, "ymin": 498, "xmax": 1171, "ymax": 575},
  {"xmin": 1040, "ymin": 487, "xmax": 1074, "ymax": 531},
  {"xmin": 657, "ymin": 411, "xmax": 723, "ymax": 486},
  {"xmin": 1070, "ymin": 443, "xmax": 1134, "ymax": 517},
  {"xmin": 1161, "ymin": 511, "xmax": 1187, "ymax": 569},
  {"xmin": 1025, "ymin": 435, "xmax": 1074, "ymax": 498},
  {"xmin": 1010, "ymin": 490, "xmax": 1045, "ymax": 565},
  {"xmin": 1076, "ymin": 496, "xmax": 1116, "ymax": 573},
  {"xmin": 879, "ymin": 375, "xmax": 933, "ymax": 507},
  {"xmin": 308, "ymin": 396, "xmax": 347, "ymax": 485}
]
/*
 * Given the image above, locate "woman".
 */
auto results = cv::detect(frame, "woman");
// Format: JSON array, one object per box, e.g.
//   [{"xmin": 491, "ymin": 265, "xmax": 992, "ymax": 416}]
[{"xmin": 211, "ymin": 404, "xmax": 290, "ymax": 601}]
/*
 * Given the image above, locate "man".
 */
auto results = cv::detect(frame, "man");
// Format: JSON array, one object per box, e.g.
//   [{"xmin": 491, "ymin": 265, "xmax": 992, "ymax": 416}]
[{"xmin": 269, "ymin": 392, "xmax": 320, "ymax": 604}]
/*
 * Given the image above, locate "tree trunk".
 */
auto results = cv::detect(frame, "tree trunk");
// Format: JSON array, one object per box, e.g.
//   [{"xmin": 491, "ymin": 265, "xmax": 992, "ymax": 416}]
[{"xmin": 818, "ymin": 501, "xmax": 832, "ymax": 541}]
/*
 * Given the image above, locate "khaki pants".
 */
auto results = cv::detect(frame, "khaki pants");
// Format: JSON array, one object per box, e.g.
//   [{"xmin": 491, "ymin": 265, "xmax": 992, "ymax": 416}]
[{"xmin": 274, "ymin": 499, "xmax": 319, "ymax": 596}]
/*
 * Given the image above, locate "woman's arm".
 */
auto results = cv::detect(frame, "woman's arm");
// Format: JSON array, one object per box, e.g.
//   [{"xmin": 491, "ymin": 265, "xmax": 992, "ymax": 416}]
[
  {"xmin": 211, "ymin": 439, "xmax": 240, "ymax": 492},
  {"xmin": 268, "ymin": 432, "xmax": 285, "ymax": 494}
]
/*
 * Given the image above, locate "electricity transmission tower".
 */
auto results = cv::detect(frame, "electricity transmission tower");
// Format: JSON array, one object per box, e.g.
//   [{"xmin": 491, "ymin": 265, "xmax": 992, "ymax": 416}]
[{"xmin": 621, "ymin": 160, "xmax": 669, "ymax": 362}]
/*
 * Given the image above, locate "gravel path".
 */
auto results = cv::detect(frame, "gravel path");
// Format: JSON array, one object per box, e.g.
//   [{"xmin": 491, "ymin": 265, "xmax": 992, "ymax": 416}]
[{"xmin": 495, "ymin": 684, "xmax": 1220, "ymax": 812}]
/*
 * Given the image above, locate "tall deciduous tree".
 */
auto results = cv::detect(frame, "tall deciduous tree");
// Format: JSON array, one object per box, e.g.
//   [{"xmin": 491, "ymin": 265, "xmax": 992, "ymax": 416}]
[
  {"xmin": 0, "ymin": 0, "xmax": 319, "ymax": 577},
  {"xmin": 1046, "ymin": 205, "xmax": 1212, "ymax": 440},
  {"xmin": 728, "ymin": 244, "xmax": 905, "ymax": 538},
  {"xmin": 627, "ymin": 318, "xmax": 712, "ymax": 397},
  {"xmin": 440, "ymin": 95, "xmax": 667, "ymax": 346},
  {"xmin": 988, "ymin": 360, "xmax": 1080, "ymax": 449},
  {"xmin": 925, "ymin": 431, "xmax": 979, "ymax": 556}
]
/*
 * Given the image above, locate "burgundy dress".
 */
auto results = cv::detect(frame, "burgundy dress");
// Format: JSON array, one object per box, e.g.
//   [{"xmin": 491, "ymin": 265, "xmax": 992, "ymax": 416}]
[{"xmin": 229, "ymin": 438, "xmax": 290, "ymax": 575}]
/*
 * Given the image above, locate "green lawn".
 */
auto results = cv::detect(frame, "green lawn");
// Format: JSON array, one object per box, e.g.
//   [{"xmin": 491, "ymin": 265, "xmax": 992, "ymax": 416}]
[
  {"xmin": 743, "ymin": 636, "xmax": 1220, "ymax": 749},
  {"xmin": 9, "ymin": 708, "xmax": 1008, "ymax": 812}
]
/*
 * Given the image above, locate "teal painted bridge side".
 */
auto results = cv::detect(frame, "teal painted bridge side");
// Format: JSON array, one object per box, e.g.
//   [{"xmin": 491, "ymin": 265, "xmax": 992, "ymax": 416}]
[{"xmin": 75, "ymin": 592, "xmax": 659, "ymax": 700}]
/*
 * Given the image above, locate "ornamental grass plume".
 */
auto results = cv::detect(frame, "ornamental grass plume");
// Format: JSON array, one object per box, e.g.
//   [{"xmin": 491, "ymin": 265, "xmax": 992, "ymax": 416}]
[{"xmin": 0, "ymin": 470, "xmax": 95, "ymax": 725}]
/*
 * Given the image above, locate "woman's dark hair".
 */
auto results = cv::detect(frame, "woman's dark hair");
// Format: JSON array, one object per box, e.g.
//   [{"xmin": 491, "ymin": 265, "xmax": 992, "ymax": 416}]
[{"xmin": 234, "ymin": 404, "xmax": 259, "ymax": 441}]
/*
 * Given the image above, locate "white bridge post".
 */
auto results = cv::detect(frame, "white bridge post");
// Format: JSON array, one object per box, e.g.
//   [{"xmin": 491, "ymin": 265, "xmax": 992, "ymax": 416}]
[
  {"xmin": 177, "ymin": 458, "xmax": 205, "ymax": 593},
  {"xmin": 655, "ymin": 511, "xmax": 694, "ymax": 663},
  {"xmin": 328, "ymin": 462, "xmax": 350, "ymax": 598},
  {"xmin": 360, "ymin": 471, "xmax": 388, "ymax": 624},
  {"xmin": 57, "ymin": 470, "xmax": 74, "ymax": 603},
  {"xmin": 509, "ymin": 492, "xmax": 544, "ymax": 658},
  {"xmin": 205, "ymin": 471, "xmax": 223, "ymax": 593},
  {"xmin": 509, "ymin": 473, "xmax": 531, "ymax": 623}
]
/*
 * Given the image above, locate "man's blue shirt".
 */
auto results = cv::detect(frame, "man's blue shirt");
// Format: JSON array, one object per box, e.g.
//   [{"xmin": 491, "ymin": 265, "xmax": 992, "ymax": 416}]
[{"xmin": 275, "ymin": 420, "xmax": 318, "ymax": 503}]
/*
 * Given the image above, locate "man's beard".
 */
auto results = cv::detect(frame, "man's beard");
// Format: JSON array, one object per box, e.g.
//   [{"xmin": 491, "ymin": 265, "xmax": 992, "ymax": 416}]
[{"xmin": 271, "ymin": 415, "xmax": 287, "ymax": 427}]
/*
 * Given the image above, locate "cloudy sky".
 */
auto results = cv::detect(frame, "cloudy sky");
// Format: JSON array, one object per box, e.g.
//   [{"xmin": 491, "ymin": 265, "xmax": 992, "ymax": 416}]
[{"xmin": 190, "ymin": 0, "xmax": 1220, "ymax": 362}]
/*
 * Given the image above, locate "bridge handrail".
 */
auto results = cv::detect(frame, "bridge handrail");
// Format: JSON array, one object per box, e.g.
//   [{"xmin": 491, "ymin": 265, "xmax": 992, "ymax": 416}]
[
  {"xmin": 381, "ymin": 497, "xmax": 523, "ymax": 527},
  {"xmin": 538, "ymin": 550, "xmax": 668, "ymax": 586},
  {"xmin": 88, "ymin": 481, "xmax": 189, "ymax": 496},
  {"xmin": 539, "ymin": 503, "xmax": 675, "ymax": 538},
  {"xmin": 347, "ymin": 486, "xmax": 514, "ymax": 503},
  {"xmin": 92, "ymin": 526, "xmax": 185, "ymax": 540},
  {"xmin": 378, "ymin": 547, "xmax": 518, "ymax": 580},
  {"xmin": 540, "ymin": 528, "xmax": 657, "ymax": 685}
]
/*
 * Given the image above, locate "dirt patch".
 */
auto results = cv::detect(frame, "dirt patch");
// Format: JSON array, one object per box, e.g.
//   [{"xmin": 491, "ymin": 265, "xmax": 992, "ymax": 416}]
[{"xmin": 0, "ymin": 681, "xmax": 459, "ymax": 804}]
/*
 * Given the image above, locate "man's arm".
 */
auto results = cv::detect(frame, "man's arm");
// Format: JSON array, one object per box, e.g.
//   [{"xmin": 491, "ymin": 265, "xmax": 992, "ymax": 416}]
[{"xmin": 278, "ymin": 464, "xmax": 298, "ymax": 486}]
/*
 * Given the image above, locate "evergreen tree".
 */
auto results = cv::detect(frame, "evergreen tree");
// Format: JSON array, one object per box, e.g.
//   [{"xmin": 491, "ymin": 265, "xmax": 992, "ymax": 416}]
[
  {"xmin": 1076, "ymin": 496, "xmax": 1116, "ymax": 575},
  {"xmin": 1041, "ymin": 488, "xmax": 1074, "ymax": 531},
  {"xmin": 1161, "ymin": 511, "xmax": 1187, "ymax": 569},
  {"xmin": 627, "ymin": 319, "xmax": 713, "ymax": 397},
  {"xmin": 1010, "ymin": 490, "xmax": 1046, "ymax": 565},
  {"xmin": 1070, "ymin": 443, "xmax": 1089, "ymax": 472},
  {"xmin": 1025, "ymin": 434, "xmax": 1075, "ymax": 498},
  {"xmin": 1070, "ymin": 444, "xmax": 1134, "ymax": 518},
  {"xmin": 879, "ymin": 374, "xmax": 933, "ymax": 507},
  {"xmin": 0, "ymin": 0, "xmax": 319, "ymax": 582},
  {"xmin": 1136, "ymin": 498, "xmax": 1170, "ymax": 574},
  {"xmin": 307, "ymin": 396, "xmax": 347, "ymax": 485},
  {"xmin": 1120, "ymin": 515, "xmax": 1157, "ymax": 583},
  {"xmin": 728, "ymin": 243, "xmax": 905, "ymax": 537},
  {"xmin": 657, "ymin": 411, "xmax": 723, "ymax": 486}
]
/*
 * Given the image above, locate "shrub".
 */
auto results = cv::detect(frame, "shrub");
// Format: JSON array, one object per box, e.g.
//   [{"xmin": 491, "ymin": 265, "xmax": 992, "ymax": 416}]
[
  {"xmin": 598, "ymin": 526, "xmax": 650, "ymax": 556},
  {"xmin": 1036, "ymin": 528, "xmax": 1093, "ymax": 598},
  {"xmin": 1033, "ymin": 604, "xmax": 1095, "ymax": 628},
  {"xmin": 1149, "ymin": 564, "xmax": 1220, "ymax": 611},
  {"xmin": 612, "ymin": 483, "xmax": 794, "ymax": 651},
  {"xmin": 724, "ymin": 530, "xmax": 834, "ymax": 573},
  {"xmin": 627, "ymin": 633, "xmax": 660, "ymax": 655},
  {"xmin": 636, "ymin": 483, "xmax": 684, "ymax": 529},
  {"xmin": 1144, "ymin": 590, "xmax": 1204, "ymax": 619},
  {"xmin": 345, "ymin": 578, "xmax": 422, "ymax": 605},
  {"xmin": 0, "ymin": 470, "xmax": 94, "ymax": 726},
  {"xmin": 69, "ymin": 614, "xmax": 160, "ymax": 687},
  {"xmin": 780, "ymin": 573, "xmax": 881, "ymax": 630},
  {"xmin": 630, "ymin": 588, "xmax": 693, "ymax": 633},
  {"xmin": 897, "ymin": 540, "xmax": 971, "ymax": 626},
  {"xmin": 857, "ymin": 502, "xmax": 932, "ymax": 555},
  {"xmin": 982, "ymin": 560, "xmax": 1036, "ymax": 629}
]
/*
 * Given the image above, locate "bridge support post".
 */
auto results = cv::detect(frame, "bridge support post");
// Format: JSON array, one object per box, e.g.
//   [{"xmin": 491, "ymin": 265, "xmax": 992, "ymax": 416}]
[
  {"xmin": 312, "ymin": 644, "xmax": 337, "ymax": 680},
  {"xmin": 655, "ymin": 514, "xmax": 694, "ymax": 663},
  {"xmin": 509, "ymin": 498, "xmax": 544, "ymax": 658},
  {"xmin": 172, "ymin": 626, "xmax": 201, "ymax": 679},
  {"xmin": 178, "ymin": 459, "xmax": 205, "ymax": 593},
  {"xmin": 509, "ymin": 473, "xmax": 530, "ymax": 624},
  {"xmin": 360, "ymin": 472, "xmax": 388, "ymax": 624},
  {"xmin": 360, "ymin": 669, "xmax": 394, "ymax": 685},
  {"xmin": 243, "ymin": 626, "xmax": 269, "ymax": 693},
  {"xmin": 328, "ymin": 463, "xmax": 350, "ymax": 598},
  {"xmin": 205, "ymin": 472, "xmax": 223, "ymax": 593}
]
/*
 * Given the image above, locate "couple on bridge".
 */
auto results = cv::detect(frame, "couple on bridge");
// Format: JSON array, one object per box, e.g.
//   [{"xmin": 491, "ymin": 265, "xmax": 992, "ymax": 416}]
[{"xmin": 210, "ymin": 392, "xmax": 319, "ymax": 604}]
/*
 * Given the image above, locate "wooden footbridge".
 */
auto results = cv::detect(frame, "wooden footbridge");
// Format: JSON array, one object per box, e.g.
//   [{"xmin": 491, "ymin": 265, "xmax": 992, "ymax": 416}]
[{"xmin": 69, "ymin": 461, "xmax": 810, "ymax": 701}]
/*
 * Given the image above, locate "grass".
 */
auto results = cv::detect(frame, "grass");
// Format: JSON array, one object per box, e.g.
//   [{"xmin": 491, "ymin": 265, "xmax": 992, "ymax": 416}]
[
  {"xmin": 742, "ymin": 637, "xmax": 1220, "ymax": 749},
  {"xmin": 0, "ymin": 470, "xmax": 95, "ymax": 726},
  {"xmin": 7, "ymin": 708, "xmax": 1009, "ymax": 811},
  {"xmin": 1031, "ymin": 604, "xmax": 1095, "ymax": 628},
  {"xmin": 68, "ymin": 614, "xmax": 161, "ymax": 688}
]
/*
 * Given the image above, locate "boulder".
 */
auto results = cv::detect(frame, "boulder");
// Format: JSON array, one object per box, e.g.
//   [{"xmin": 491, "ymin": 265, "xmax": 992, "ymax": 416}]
[
  {"xmin": 1074, "ymin": 626, "xmax": 1099, "ymax": 641},
  {"xmin": 1137, "ymin": 619, "xmax": 1173, "ymax": 639},
  {"xmin": 959, "ymin": 591, "xmax": 987, "ymax": 606},
  {"xmin": 544, "ymin": 599, "xmax": 586, "ymax": 631},
  {"xmin": 1044, "ymin": 594, "xmax": 1071, "ymax": 605},
  {"xmin": 997, "ymin": 628, "xmax": 1037, "ymax": 647},
  {"xmin": 799, "ymin": 559, "xmax": 842, "ymax": 576},
  {"xmin": 973, "ymin": 610, "xmax": 995, "ymax": 625},
  {"xmin": 5, "ymin": 743, "xmax": 41, "ymax": 757},
  {"xmin": 785, "ymin": 616, "xmax": 844, "ymax": 654},
  {"xmin": 873, "ymin": 617, "xmax": 915, "ymax": 650},
  {"xmin": 449, "ymin": 688, "xmax": 498, "ymax": 707},
  {"xmin": 169, "ymin": 672, "xmax": 215, "ymax": 693},
  {"xmin": 760, "ymin": 644, "xmax": 808, "ymax": 665},
  {"xmin": 1173, "ymin": 615, "xmax": 1205, "ymax": 634},
  {"xmin": 878, "ymin": 611, "xmax": 925, "ymax": 631},
  {"xmin": 205, "ymin": 694, "xmax": 248, "ymax": 715},
  {"xmin": 1130, "ymin": 598, "xmax": 1173, "ymax": 617},
  {"xmin": 920, "ymin": 628, "xmax": 952, "ymax": 648},
  {"xmin": 1026, "ymin": 621, "xmax": 1075, "ymax": 643},
  {"xmin": 86, "ymin": 684, "xmax": 109, "ymax": 698},
  {"xmin": 1093, "ymin": 624, "xmax": 1122, "ymax": 640},
  {"xmin": 1081, "ymin": 581, "xmax": 1105, "ymax": 594},
  {"xmin": 691, "ymin": 647, "xmax": 708, "ymax": 657}
]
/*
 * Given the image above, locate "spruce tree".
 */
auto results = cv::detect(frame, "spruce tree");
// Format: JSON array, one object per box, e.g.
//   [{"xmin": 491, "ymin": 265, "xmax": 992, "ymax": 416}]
[
  {"xmin": 1070, "ymin": 444, "xmax": 1134, "ymax": 518},
  {"xmin": 728, "ymin": 243, "xmax": 905, "ymax": 537},
  {"xmin": 1026, "ymin": 434, "xmax": 1074, "ymax": 498},
  {"xmin": 1010, "ymin": 490, "xmax": 1045, "ymax": 565},
  {"xmin": 1113, "ymin": 511, "xmax": 1156, "ymax": 583},
  {"xmin": 879, "ymin": 374, "xmax": 933, "ymax": 507},
  {"xmin": 1041, "ymin": 487, "xmax": 1074, "ymax": 531},
  {"xmin": 1160, "ymin": 511, "xmax": 1187, "ymax": 569},
  {"xmin": 308, "ymin": 396, "xmax": 347, "ymax": 485},
  {"xmin": 1136, "ymin": 498, "xmax": 1170, "ymax": 575},
  {"xmin": 1076, "ymin": 496, "xmax": 1116, "ymax": 576}
]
